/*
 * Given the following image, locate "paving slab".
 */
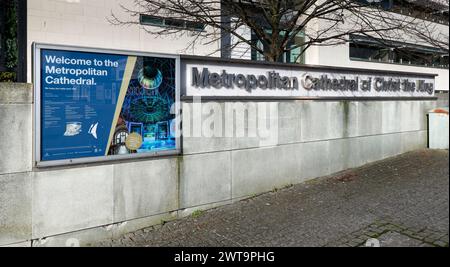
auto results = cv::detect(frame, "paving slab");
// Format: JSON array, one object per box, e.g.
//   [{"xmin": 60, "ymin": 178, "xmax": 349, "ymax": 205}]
[{"xmin": 93, "ymin": 149, "xmax": 449, "ymax": 247}]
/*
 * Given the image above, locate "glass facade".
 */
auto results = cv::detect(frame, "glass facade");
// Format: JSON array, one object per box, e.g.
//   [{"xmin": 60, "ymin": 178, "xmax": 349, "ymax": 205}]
[
  {"xmin": 350, "ymin": 35, "xmax": 449, "ymax": 69},
  {"xmin": 390, "ymin": 0, "xmax": 449, "ymax": 26},
  {"xmin": 251, "ymin": 30, "xmax": 306, "ymax": 64},
  {"xmin": 357, "ymin": 0, "xmax": 449, "ymax": 25},
  {"xmin": 140, "ymin": 14, "xmax": 205, "ymax": 32}
]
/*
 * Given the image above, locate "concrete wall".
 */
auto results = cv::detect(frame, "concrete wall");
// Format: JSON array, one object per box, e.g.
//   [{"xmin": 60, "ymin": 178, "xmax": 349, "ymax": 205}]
[
  {"xmin": 436, "ymin": 92, "xmax": 449, "ymax": 107},
  {"xmin": 0, "ymin": 83, "xmax": 438, "ymax": 247}
]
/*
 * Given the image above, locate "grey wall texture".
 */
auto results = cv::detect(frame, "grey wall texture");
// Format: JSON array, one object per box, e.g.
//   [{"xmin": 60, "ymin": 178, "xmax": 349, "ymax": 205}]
[
  {"xmin": 436, "ymin": 92, "xmax": 449, "ymax": 107},
  {"xmin": 0, "ymin": 83, "xmax": 438, "ymax": 247}
]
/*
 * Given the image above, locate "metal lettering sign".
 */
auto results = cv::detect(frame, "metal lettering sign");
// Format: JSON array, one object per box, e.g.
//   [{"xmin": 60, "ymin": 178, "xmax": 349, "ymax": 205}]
[
  {"xmin": 192, "ymin": 67, "xmax": 299, "ymax": 91},
  {"xmin": 183, "ymin": 61, "xmax": 435, "ymax": 98}
]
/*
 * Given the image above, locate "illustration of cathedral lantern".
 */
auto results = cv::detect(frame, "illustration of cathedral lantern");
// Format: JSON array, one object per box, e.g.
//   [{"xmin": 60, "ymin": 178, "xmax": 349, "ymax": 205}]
[{"xmin": 138, "ymin": 65, "xmax": 163, "ymax": 91}]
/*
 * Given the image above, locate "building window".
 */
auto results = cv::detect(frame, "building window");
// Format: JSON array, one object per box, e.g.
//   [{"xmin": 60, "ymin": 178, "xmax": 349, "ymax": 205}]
[
  {"xmin": 251, "ymin": 30, "xmax": 306, "ymax": 64},
  {"xmin": 390, "ymin": 0, "xmax": 449, "ymax": 26},
  {"xmin": 140, "ymin": 14, "xmax": 205, "ymax": 32},
  {"xmin": 350, "ymin": 34, "xmax": 449, "ymax": 69},
  {"xmin": 357, "ymin": 0, "xmax": 449, "ymax": 25}
]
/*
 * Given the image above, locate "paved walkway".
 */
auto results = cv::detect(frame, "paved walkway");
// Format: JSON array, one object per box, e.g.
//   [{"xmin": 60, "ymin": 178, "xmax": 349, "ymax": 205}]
[{"xmin": 95, "ymin": 149, "xmax": 449, "ymax": 247}]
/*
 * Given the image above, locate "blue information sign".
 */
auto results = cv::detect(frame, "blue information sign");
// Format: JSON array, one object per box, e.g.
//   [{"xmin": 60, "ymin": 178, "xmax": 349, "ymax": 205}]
[{"xmin": 38, "ymin": 47, "xmax": 178, "ymax": 163}]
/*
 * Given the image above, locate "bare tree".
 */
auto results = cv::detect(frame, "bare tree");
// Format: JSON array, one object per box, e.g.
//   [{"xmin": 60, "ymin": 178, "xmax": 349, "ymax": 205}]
[{"xmin": 109, "ymin": 0, "xmax": 449, "ymax": 62}]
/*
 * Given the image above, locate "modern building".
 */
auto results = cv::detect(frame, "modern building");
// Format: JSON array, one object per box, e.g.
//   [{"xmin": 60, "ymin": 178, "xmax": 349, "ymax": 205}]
[
  {"xmin": 0, "ymin": 0, "xmax": 448, "ymax": 90},
  {"xmin": 0, "ymin": 0, "xmax": 448, "ymax": 247}
]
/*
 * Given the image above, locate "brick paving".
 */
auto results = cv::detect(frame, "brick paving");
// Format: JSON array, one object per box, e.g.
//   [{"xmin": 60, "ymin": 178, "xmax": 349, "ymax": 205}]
[{"xmin": 94, "ymin": 149, "xmax": 449, "ymax": 247}]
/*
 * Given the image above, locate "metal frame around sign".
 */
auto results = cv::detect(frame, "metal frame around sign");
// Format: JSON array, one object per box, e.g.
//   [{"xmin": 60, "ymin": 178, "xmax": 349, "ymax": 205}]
[
  {"xmin": 179, "ymin": 57, "xmax": 437, "ymax": 99},
  {"xmin": 33, "ymin": 43, "xmax": 181, "ymax": 167}
]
